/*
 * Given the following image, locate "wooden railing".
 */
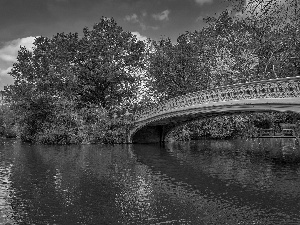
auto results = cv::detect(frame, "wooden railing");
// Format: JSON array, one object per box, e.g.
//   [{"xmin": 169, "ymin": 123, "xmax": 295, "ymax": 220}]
[{"xmin": 134, "ymin": 76, "xmax": 300, "ymax": 121}]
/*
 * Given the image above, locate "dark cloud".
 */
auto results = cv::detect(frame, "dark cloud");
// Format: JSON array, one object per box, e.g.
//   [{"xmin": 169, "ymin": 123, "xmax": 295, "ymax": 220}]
[{"xmin": 0, "ymin": 0, "xmax": 226, "ymax": 42}]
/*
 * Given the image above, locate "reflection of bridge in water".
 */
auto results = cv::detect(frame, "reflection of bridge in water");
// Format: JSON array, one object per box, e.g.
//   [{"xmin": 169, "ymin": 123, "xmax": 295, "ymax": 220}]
[
  {"xmin": 165, "ymin": 138, "xmax": 300, "ymax": 188},
  {"xmin": 131, "ymin": 139, "xmax": 300, "ymax": 222},
  {"xmin": 129, "ymin": 77, "xmax": 300, "ymax": 143}
]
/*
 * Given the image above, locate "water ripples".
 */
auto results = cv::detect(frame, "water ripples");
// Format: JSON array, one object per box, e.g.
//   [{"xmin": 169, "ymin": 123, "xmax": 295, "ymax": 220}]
[{"xmin": 0, "ymin": 138, "xmax": 300, "ymax": 224}]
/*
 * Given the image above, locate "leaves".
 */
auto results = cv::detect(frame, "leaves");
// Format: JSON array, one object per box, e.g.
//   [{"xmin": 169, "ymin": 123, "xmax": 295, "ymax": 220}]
[
  {"xmin": 76, "ymin": 17, "xmax": 145, "ymax": 108},
  {"xmin": 146, "ymin": 34, "xmax": 208, "ymax": 100}
]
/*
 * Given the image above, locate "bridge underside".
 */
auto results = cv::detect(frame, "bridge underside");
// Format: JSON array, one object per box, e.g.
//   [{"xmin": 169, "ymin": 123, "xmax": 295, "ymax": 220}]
[{"xmin": 130, "ymin": 99, "xmax": 300, "ymax": 144}]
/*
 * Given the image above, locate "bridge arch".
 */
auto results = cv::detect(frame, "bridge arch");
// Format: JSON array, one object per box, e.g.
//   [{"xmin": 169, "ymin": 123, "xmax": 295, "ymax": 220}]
[{"xmin": 129, "ymin": 77, "xmax": 300, "ymax": 143}]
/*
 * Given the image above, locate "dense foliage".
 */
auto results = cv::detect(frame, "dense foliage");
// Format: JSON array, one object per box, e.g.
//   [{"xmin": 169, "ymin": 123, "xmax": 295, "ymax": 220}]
[
  {"xmin": 146, "ymin": 9, "xmax": 299, "ymax": 101},
  {"xmin": 0, "ymin": 104, "xmax": 18, "ymax": 138},
  {"xmin": 3, "ymin": 17, "xmax": 143, "ymax": 143},
  {"xmin": 167, "ymin": 112, "xmax": 300, "ymax": 141}
]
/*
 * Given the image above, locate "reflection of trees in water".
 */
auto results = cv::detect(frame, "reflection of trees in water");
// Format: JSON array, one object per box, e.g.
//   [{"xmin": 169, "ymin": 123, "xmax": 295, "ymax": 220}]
[
  {"xmin": 114, "ymin": 164, "xmax": 157, "ymax": 224},
  {"xmin": 132, "ymin": 144, "xmax": 274, "ymax": 224},
  {"xmin": 24, "ymin": 144, "xmax": 131, "ymax": 224},
  {"xmin": 5, "ymin": 144, "xmax": 89, "ymax": 223},
  {"xmin": 166, "ymin": 139, "xmax": 300, "ymax": 197},
  {"xmin": 5, "ymin": 143, "xmax": 69, "ymax": 224},
  {"xmin": 2, "ymin": 140, "xmax": 300, "ymax": 224},
  {"xmin": 4, "ymin": 143, "xmax": 158, "ymax": 224},
  {"xmin": 0, "ymin": 163, "xmax": 14, "ymax": 224}
]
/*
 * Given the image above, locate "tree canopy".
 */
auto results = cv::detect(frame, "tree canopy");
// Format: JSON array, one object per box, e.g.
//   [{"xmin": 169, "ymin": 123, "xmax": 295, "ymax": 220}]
[
  {"xmin": 6, "ymin": 17, "xmax": 145, "ymax": 110},
  {"xmin": 3, "ymin": 17, "xmax": 146, "ymax": 143},
  {"xmin": 146, "ymin": 7, "xmax": 299, "ymax": 101}
]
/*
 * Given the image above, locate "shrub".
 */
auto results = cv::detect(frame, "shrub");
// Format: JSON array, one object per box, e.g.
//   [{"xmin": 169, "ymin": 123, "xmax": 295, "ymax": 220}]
[
  {"xmin": 0, "ymin": 105, "xmax": 18, "ymax": 138},
  {"xmin": 168, "ymin": 112, "xmax": 300, "ymax": 141}
]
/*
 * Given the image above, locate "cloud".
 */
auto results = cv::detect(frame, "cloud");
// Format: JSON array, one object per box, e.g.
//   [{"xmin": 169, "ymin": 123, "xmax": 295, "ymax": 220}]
[
  {"xmin": 0, "ymin": 67, "xmax": 12, "ymax": 77},
  {"xmin": 0, "ymin": 73, "xmax": 14, "ymax": 90},
  {"xmin": 152, "ymin": 10, "xmax": 170, "ymax": 21},
  {"xmin": 142, "ymin": 11, "xmax": 147, "ymax": 17},
  {"xmin": 125, "ymin": 13, "xmax": 139, "ymax": 23},
  {"xmin": 131, "ymin": 32, "xmax": 148, "ymax": 41},
  {"xmin": 194, "ymin": 0, "xmax": 214, "ymax": 6},
  {"xmin": 0, "ymin": 36, "xmax": 36, "ymax": 89},
  {"xmin": 125, "ymin": 13, "xmax": 158, "ymax": 30},
  {"xmin": 124, "ymin": 13, "xmax": 148, "ymax": 30},
  {"xmin": 0, "ymin": 36, "xmax": 36, "ymax": 63},
  {"xmin": 196, "ymin": 15, "xmax": 205, "ymax": 22},
  {"xmin": 0, "ymin": 67, "xmax": 13, "ymax": 89}
]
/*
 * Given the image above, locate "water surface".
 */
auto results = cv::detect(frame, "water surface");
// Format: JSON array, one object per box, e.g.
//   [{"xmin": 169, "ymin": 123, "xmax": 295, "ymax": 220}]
[{"xmin": 1, "ymin": 138, "xmax": 300, "ymax": 224}]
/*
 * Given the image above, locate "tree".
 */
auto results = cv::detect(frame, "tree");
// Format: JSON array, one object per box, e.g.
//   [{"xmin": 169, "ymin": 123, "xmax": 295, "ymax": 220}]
[
  {"xmin": 147, "ymin": 6, "xmax": 299, "ymax": 104},
  {"xmin": 229, "ymin": 0, "xmax": 299, "ymax": 23},
  {"xmin": 146, "ymin": 34, "xmax": 209, "ymax": 100},
  {"xmin": 4, "ymin": 17, "xmax": 146, "ymax": 142},
  {"xmin": 221, "ymin": 0, "xmax": 299, "ymax": 77},
  {"xmin": 4, "ymin": 33, "xmax": 80, "ymax": 141},
  {"xmin": 76, "ymin": 17, "xmax": 145, "ymax": 108},
  {"xmin": 192, "ymin": 11, "xmax": 263, "ymax": 85},
  {"xmin": 233, "ymin": 0, "xmax": 300, "ymax": 77},
  {"xmin": 6, "ymin": 17, "xmax": 145, "ymax": 108}
]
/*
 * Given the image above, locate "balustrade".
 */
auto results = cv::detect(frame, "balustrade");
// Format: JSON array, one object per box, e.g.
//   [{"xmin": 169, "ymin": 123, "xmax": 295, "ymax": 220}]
[{"xmin": 134, "ymin": 76, "xmax": 300, "ymax": 121}]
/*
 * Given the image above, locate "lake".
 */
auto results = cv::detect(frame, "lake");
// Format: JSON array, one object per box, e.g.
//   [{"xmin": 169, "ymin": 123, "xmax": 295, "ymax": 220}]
[{"xmin": 1, "ymin": 138, "xmax": 300, "ymax": 224}]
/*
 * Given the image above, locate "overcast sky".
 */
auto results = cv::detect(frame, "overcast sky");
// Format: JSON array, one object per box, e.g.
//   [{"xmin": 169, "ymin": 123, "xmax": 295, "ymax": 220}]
[{"xmin": 0, "ymin": 0, "xmax": 234, "ymax": 90}]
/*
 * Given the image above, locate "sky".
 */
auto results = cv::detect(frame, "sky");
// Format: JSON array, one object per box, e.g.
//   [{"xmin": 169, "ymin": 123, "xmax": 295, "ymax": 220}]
[{"xmin": 0, "ymin": 0, "xmax": 235, "ymax": 90}]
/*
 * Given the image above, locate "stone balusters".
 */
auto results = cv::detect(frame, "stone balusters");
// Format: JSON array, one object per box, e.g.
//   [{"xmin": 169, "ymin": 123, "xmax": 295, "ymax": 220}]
[{"xmin": 134, "ymin": 76, "xmax": 300, "ymax": 122}]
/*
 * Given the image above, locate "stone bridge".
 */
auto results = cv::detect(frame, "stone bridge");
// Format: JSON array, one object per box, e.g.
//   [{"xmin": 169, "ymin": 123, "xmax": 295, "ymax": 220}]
[{"xmin": 129, "ymin": 76, "xmax": 300, "ymax": 143}]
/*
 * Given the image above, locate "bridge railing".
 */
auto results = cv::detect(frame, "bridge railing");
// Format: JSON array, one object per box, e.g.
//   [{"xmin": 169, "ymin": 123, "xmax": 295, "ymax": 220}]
[{"xmin": 134, "ymin": 76, "xmax": 300, "ymax": 121}]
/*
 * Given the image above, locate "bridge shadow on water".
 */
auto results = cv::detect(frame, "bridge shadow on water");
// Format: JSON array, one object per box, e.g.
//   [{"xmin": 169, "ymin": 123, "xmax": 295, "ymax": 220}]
[
  {"xmin": 132, "ymin": 138, "xmax": 300, "ymax": 223},
  {"xmin": 250, "ymin": 138, "xmax": 300, "ymax": 163}
]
